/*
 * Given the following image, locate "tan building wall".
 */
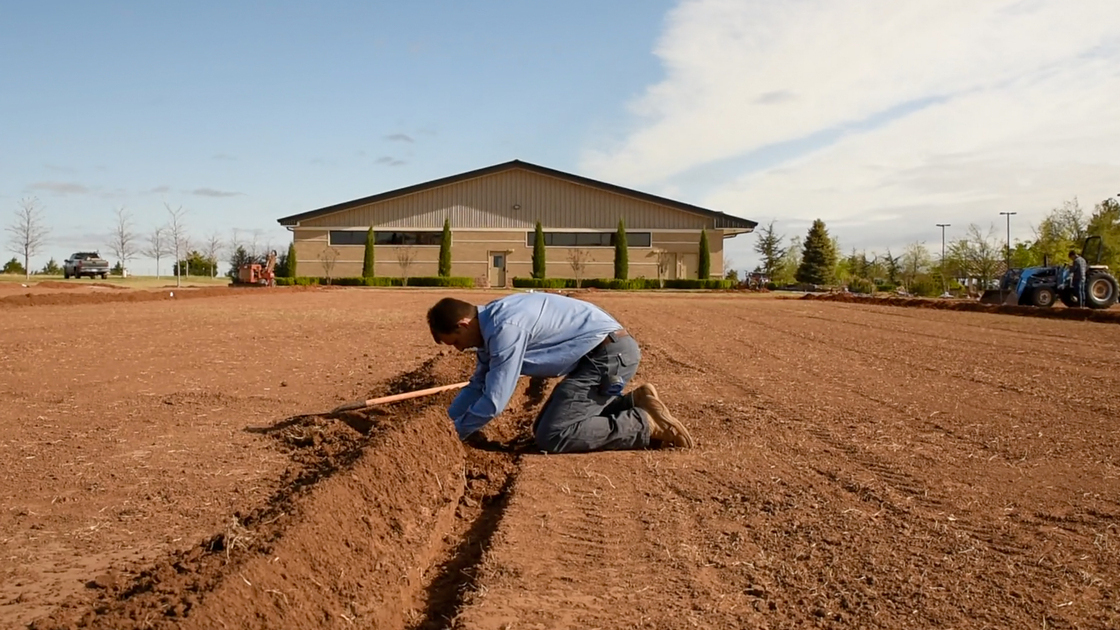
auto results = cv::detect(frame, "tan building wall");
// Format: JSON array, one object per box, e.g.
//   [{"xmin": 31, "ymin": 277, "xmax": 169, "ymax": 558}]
[
  {"xmin": 292, "ymin": 227, "xmax": 727, "ymax": 285},
  {"xmin": 281, "ymin": 162, "xmax": 752, "ymax": 285}
]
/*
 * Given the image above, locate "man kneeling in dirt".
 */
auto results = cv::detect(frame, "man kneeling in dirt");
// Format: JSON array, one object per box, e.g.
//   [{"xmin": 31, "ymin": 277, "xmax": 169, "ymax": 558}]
[{"xmin": 426, "ymin": 293, "xmax": 694, "ymax": 453}]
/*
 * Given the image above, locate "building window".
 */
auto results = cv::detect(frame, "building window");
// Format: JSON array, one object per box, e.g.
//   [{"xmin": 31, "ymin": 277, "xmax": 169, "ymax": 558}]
[
  {"xmin": 329, "ymin": 230, "xmax": 368, "ymax": 246},
  {"xmin": 525, "ymin": 231, "xmax": 651, "ymax": 248},
  {"xmin": 329, "ymin": 230, "xmax": 442, "ymax": 246}
]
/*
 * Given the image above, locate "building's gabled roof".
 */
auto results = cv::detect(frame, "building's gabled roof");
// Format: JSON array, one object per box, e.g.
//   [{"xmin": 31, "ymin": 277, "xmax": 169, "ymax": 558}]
[{"xmin": 276, "ymin": 159, "xmax": 757, "ymax": 231}]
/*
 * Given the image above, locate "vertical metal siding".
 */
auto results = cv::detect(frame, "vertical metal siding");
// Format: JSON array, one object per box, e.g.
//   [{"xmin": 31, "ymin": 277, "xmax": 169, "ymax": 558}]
[{"xmin": 301, "ymin": 170, "xmax": 711, "ymax": 230}]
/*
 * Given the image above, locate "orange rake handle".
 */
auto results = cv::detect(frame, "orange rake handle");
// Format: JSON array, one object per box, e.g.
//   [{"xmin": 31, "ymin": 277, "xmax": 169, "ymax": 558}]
[{"xmin": 328, "ymin": 381, "xmax": 470, "ymax": 415}]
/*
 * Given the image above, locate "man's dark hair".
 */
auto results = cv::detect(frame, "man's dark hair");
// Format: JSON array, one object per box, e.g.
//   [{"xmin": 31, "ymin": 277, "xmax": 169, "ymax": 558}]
[
  {"xmin": 1069, "ymin": 250, "xmax": 1078, "ymax": 257},
  {"xmin": 427, "ymin": 297, "xmax": 477, "ymax": 336}
]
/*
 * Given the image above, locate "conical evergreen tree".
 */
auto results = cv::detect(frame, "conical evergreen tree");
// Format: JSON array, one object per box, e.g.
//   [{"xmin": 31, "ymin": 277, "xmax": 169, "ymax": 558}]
[
  {"xmin": 795, "ymin": 219, "xmax": 837, "ymax": 285},
  {"xmin": 438, "ymin": 218, "xmax": 452, "ymax": 277},
  {"xmin": 285, "ymin": 242, "xmax": 297, "ymax": 278},
  {"xmin": 532, "ymin": 221, "xmax": 546, "ymax": 279},
  {"xmin": 698, "ymin": 229, "xmax": 710, "ymax": 279},
  {"xmin": 362, "ymin": 227, "xmax": 376, "ymax": 278},
  {"xmin": 614, "ymin": 219, "xmax": 628, "ymax": 280}
]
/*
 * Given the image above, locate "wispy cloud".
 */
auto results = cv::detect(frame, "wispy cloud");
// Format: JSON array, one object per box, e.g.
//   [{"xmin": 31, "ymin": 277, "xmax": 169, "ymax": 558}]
[
  {"xmin": 212, "ymin": 153, "xmax": 236, "ymax": 161},
  {"xmin": 384, "ymin": 133, "xmax": 414, "ymax": 143},
  {"xmin": 581, "ymin": 0, "xmax": 1120, "ymax": 259},
  {"xmin": 376, "ymin": 156, "xmax": 406, "ymax": 166},
  {"xmin": 191, "ymin": 188, "xmax": 243, "ymax": 198},
  {"xmin": 148, "ymin": 185, "xmax": 170, "ymax": 194},
  {"xmin": 27, "ymin": 181, "xmax": 89, "ymax": 195},
  {"xmin": 43, "ymin": 163, "xmax": 77, "ymax": 174}
]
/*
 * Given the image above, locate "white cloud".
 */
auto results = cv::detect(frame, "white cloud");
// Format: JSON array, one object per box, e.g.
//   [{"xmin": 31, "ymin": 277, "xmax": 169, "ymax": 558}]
[{"xmin": 580, "ymin": 0, "xmax": 1120, "ymax": 266}]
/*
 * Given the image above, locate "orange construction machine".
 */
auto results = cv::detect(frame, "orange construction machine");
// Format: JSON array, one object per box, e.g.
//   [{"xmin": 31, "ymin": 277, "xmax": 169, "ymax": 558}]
[{"xmin": 233, "ymin": 251, "xmax": 278, "ymax": 287}]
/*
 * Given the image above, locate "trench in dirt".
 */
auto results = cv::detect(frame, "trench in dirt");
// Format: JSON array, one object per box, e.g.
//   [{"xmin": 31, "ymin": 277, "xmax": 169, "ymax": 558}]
[{"xmin": 28, "ymin": 353, "xmax": 545, "ymax": 630}]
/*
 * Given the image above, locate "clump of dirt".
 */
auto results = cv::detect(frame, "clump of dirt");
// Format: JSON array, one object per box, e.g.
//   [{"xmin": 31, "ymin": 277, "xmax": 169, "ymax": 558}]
[{"xmin": 803, "ymin": 292, "xmax": 1120, "ymax": 323}]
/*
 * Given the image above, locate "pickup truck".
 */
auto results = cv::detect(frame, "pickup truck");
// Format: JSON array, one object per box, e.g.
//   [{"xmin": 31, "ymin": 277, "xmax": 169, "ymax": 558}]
[{"xmin": 63, "ymin": 252, "xmax": 111, "ymax": 279}]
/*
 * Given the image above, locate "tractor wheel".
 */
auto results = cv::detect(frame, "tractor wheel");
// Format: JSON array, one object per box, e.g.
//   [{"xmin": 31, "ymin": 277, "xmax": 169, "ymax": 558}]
[
  {"xmin": 1085, "ymin": 271, "xmax": 1119, "ymax": 309},
  {"xmin": 1030, "ymin": 286, "xmax": 1055, "ymax": 308}
]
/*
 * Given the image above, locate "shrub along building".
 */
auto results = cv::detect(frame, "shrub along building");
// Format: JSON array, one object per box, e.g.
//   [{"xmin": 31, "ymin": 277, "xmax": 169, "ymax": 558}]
[{"xmin": 276, "ymin": 160, "xmax": 756, "ymax": 287}]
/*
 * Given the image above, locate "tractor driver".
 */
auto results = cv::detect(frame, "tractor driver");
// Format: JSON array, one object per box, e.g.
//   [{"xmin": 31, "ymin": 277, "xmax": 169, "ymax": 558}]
[
  {"xmin": 425, "ymin": 293, "xmax": 695, "ymax": 453},
  {"xmin": 1069, "ymin": 250, "xmax": 1088, "ymax": 307}
]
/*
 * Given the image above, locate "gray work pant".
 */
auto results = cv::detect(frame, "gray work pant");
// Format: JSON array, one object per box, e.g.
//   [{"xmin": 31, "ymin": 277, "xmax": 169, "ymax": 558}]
[{"xmin": 532, "ymin": 333, "xmax": 650, "ymax": 453}]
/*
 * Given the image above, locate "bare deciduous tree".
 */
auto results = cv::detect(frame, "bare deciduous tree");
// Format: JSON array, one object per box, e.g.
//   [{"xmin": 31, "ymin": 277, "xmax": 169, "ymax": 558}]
[
  {"xmin": 567, "ymin": 248, "xmax": 592, "ymax": 288},
  {"xmin": 107, "ymin": 206, "xmax": 137, "ymax": 276},
  {"xmin": 143, "ymin": 226, "xmax": 170, "ymax": 278},
  {"xmin": 396, "ymin": 245, "xmax": 417, "ymax": 286},
  {"xmin": 949, "ymin": 224, "xmax": 1003, "ymax": 292},
  {"xmin": 319, "ymin": 246, "xmax": 340, "ymax": 284},
  {"xmin": 204, "ymin": 232, "xmax": 224, "ymax": 278},
  {"xmin": 900, "ymin": 242, "xmax": 931, "ymax": 291},
  {"xmin": 6, "ymin": 197, "xmax": 50, "ymax": 280},
  {"xmin": 647, "ymin": 248, "xmax": 673, "ymax": 288},
  {"xmin": 165, "ymin": 203, "xmax": 189, "ymax": 287}
]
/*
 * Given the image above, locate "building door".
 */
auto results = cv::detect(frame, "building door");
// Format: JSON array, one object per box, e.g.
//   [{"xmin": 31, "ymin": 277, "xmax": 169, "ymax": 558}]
[
  {"xmin": 488, "ymin": 252, "xmax": 507, "ymax": 287},
  {"xmin": 678, "ymin": 253, "xmax": 698, "ymax": 279}
]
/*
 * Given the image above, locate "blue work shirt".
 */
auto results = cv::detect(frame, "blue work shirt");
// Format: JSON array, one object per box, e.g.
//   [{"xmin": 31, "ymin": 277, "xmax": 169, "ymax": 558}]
[{"xmin": 448, "ymin": 292, "xmax": 622, "ymax": 439}]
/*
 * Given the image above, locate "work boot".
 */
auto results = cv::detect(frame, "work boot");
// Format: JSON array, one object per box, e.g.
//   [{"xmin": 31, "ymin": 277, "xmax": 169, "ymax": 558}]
[{"xmin": 632, "ymin": 383, "xmax": 694, "ymax": 448}]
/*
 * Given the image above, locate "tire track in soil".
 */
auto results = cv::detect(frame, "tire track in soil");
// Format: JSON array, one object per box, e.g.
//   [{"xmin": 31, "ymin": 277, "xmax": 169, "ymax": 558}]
[
  {"xmin": 454, "ymin": 455, "xmax": 703, "ymax": 630},
  {"xmin": 626, "ymin": 302, "xmax": 1119, "ymax": 628},
  {"xmin": 24, "ymin": 352, "xmax": 546, "ymax": 630}
]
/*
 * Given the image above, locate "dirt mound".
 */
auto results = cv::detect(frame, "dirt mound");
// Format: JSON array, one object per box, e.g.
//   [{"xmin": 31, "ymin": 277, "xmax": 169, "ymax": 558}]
[
  {"xmin": 0, "ymin": 285, "xmax": 328, "ymax": 309},
  {"xmin": 28, "ymin": 352, "xmax": 547, "ymax": 630},
  {"xmin": 803, "ymin": 293, "xmax": 1120, "ymax": 323},
  {"xmin": 32, "ymin": 281, "xmax": 82, "ymax": 290}
]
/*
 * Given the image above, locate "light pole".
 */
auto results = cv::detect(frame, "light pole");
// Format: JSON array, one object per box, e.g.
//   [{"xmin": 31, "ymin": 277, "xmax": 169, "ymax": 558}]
[
  {"xmin": 936, "ymin": 223, "xmax": 951, "ymax": 293},
  {"xmin": 999, "ymin": 211, "xmax": 1016, "ymax": 266}
]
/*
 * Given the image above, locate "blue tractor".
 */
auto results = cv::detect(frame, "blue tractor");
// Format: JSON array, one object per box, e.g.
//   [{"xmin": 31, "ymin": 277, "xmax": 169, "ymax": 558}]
[{"xmin": 980, "ymin": 236, "xmax": 1118, "ymax": 309}]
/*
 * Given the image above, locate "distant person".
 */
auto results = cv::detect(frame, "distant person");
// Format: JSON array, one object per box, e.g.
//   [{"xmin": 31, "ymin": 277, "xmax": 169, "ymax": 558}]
[
  {"xmin": 425, "ymin": 293, "xmax": 694, "ymax": 453},
  {"xmin": 263, "ymin": 250, "xmax": 278, "ymax": 287},
  {"xmin": 1069, "ymin": 250, "xmax": 1088, "ymax": 307}
]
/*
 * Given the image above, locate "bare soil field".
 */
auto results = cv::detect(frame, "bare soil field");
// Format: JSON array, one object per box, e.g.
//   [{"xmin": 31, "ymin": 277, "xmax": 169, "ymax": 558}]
[
  {"xmin": 2, "ymin": 289, "xmax": 1118, "ymax": 629},
  {"xmin": 805, "ymin": 292, "xmax": 1120, "ymax": 324}
]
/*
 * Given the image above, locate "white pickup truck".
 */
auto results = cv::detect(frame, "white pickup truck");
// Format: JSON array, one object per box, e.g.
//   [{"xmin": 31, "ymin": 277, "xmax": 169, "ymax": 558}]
[{"xmin": 63, "ymin": 252, "xmax": 111, "ymax": 279}]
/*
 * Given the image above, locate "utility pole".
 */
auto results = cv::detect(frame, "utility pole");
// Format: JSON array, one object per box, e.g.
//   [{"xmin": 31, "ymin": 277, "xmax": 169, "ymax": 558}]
[
  {"xmin": 999, "ymin": 211, "xmax": 1016, "ymax": 267},
  {"xmin": 936, "ymin": 223, "xmax": 951, "ymax": 294}
]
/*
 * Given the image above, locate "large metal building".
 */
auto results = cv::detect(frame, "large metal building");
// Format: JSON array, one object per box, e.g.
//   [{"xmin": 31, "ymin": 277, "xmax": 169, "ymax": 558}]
[{"xmin": 276, "ymin": 160, "xmax": 756, "ymax": 286}]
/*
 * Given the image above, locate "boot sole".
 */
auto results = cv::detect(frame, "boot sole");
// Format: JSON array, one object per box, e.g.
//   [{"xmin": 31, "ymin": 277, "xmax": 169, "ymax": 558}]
[{"xmin": 635, "ymin": 384, "xmax": 695, "ymax": 448}]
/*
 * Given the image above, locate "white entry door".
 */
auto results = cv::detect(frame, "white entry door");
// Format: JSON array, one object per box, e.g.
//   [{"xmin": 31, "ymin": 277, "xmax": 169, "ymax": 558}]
[{"xmin": 488, "ymin": 252, "xmax": 507, "ymax": 287}]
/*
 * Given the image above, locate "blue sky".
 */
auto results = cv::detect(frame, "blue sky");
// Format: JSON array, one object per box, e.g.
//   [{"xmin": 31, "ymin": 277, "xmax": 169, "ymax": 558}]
[{"xmin": 3, "ymin": 0, "xmax": 1119, "ymax": 275}]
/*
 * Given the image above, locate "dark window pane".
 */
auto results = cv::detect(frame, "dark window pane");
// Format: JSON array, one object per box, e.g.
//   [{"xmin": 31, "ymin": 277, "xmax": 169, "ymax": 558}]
[
  {"xmin": 609, "ymin": 232, "xmax": 652, "ymax": 247},
  {"xmin": 329, "ymin": 230, "xmax": 367, "ymax": 245},
  {"xmin": 533, "ymin": 231, "xmax": 652, "ymax": 248},
  {"xmin": 629, "ymin": 232, "xmax": 652, "ymax": 247},
  {"xmin": 372, "ymin": 231, "xmax": 440, "ymax": 245}
]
